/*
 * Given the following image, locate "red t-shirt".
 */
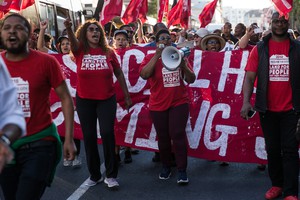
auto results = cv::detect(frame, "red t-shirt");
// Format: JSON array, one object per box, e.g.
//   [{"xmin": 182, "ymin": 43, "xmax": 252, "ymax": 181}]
[
  {"xmin": 139, "ymin": 53, "xmax": 191, "ymax": 111},
  {"xmin": 1, "ymin": 50, "xmax": 65, "ymax": 135},
  {"xmin": 245, "ymin": 39, "xmax": 292, "ymax": 112},
  {"xmin": 73, "ymin": 47, "xmax": 120, "ymax": 100}
]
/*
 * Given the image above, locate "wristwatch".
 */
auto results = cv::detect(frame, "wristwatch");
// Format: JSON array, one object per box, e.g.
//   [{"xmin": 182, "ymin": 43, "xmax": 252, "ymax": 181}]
[{"xmin": 0, "ymin": 134, "xmax": 11, "ymax": 146}]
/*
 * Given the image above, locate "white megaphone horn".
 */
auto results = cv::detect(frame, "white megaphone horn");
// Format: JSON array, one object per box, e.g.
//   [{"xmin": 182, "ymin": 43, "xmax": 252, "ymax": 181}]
[{"xmin": 161, "ymin": 46, "xmax": 191, "ymax": 71}]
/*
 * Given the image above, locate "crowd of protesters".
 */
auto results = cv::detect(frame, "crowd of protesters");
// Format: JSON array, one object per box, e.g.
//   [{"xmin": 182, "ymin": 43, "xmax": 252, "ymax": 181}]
[{"xmin": 0, "ymin": 10, "xmax": 300, "ymax": 200}]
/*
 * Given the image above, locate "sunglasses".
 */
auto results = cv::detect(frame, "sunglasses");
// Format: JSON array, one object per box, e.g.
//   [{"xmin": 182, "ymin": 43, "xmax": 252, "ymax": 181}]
[
  {"xmin": 87, "ymin": 27, "xmax": 100, "ymax": 32},
  {"xmin": 158, "ymin": 36, "xmax": 171, "ymax": 41},
  {"xmin": 272, "ymin": 19, "xmax": 288, "ymax": 25},
  {"xmin": 207, "ymin": 40, "xmax": 220, "ymax": 45}
]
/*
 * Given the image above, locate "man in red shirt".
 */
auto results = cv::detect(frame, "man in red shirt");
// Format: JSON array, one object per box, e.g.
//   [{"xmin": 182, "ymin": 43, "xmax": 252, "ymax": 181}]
[
  {"xmin": 241, "ymin": 12, "xmax": 299, "ymax": 200},
  {"xmin": 0, "ymin": 13, "xmax": 76, "ymax": 200}
]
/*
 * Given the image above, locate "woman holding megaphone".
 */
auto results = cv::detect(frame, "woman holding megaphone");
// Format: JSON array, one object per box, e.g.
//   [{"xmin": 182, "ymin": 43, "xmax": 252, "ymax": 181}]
[{"xmin": 139, "ymin": 29, "xmax": 196, "ymax": 185}]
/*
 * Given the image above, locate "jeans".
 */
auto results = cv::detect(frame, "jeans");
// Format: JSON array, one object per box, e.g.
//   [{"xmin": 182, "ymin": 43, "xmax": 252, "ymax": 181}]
[
  {"xmin": 259, "ymin": 110, "xmax": 299, "ymax": 197},
  {"xmin": 76, "ymin": 94, "xmax": 118, "ymax": 180},
  {"xmin": 0, "ymin": 141, "xmax": 57, "ymax": 200},
  {"xmin": 150, "ymin": 103, "xmax": 189, "ymax": 171}
]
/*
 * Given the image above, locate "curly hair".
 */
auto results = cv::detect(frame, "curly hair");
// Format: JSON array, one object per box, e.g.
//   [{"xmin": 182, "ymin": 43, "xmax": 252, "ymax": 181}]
[{"xmin": 75, "ymin": 19, "xmax": 112, "ymax": 54}]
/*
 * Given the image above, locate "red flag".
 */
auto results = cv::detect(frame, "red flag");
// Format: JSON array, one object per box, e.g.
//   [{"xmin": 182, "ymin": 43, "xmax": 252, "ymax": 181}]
[
  {"xmin": 167, "ymin": 0, "xmax": 182, "ymax": 27},
  {"xmin": 157, "ymin": 0, "xmax": 168, "ymax": 23},
  {"xmin": 100, "ymin": 0, "xmax": 123, "ymax": 26},
  {"xmin": 272, "ymin": 0, "xmax": 293, "ymax": 17},
  {"xmin": 9, "ymin": 0, "xmax": 35, "ymax": 11},
  {"xmin": 0, "ymin": 0, "xmax": 13, "ymax": 12},
  {"xmin": 121, "ymin": 0, "xmax": 148, "ymax": 24},
  {"xmin": 198, "ymin": 0, "xmax": 218, "ymax": 28},
  {"xmin": 139, "ymin": 0, "xmax": 148, "ymax": 23},
  {"xmin": 181, "ymin": 0, "xmax": 191, "ymax": 29},
  {"xmin": 167, "ymin": 0, "xmax": 190, "ymax": 28}
]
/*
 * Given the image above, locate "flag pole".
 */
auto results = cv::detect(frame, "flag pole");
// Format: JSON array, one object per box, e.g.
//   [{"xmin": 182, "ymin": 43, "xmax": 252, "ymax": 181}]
[{"xmin": 33, "ymin": 1, "xmax": 41, "ymax": 25}]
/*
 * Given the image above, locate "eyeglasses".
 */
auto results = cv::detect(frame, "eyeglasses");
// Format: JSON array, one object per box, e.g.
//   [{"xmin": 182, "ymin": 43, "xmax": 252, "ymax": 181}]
[
  {"xmin": 272, "ymin": 19, "xmax": 288, "ymax": 25},
  {"xmin": 158, "ymin": 36, "xmax": 171, "ymax": 41},
  {"xmin": 207, "ymin": 40, "xmax": 220, "ymax": 45},
  {"xmin": 87, "ymin": 27, "xmax": 100, "ymax": 32}
]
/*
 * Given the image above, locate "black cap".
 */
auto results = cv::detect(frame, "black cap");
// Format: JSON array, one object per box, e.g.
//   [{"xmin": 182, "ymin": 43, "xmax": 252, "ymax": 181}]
[{"xmin": 155, "ymin": 29, "xmax": 170, "ymax": 42}]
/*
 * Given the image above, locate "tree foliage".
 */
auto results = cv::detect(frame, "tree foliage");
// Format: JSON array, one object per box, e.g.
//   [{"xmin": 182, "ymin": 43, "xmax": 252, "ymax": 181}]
[
  {"xmin": 148, "ymin": 0, "xmax": 157, "ymax": 18},
  {"xmin": 290, "ymin": 0, "xmax": 300, "ymax": 31}
]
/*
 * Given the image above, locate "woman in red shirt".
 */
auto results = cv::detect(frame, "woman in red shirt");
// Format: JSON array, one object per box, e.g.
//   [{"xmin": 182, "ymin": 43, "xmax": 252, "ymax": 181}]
[
  {"xmin": 140, "ymin": 29, "xmax": 196, "ymax": 185},
  {"xmin": 64, "ymin": 18, "xmax": 132, "ymax": 189}
]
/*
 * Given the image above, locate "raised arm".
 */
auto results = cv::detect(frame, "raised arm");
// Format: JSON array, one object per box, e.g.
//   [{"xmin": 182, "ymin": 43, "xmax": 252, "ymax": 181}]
[
  {"xmin": 64, "ymin": 18, "xmax": 80, "ymax": 53},
  {"xmin": 37, "ymin": 20, "xmax": 50, "ymax": 53},
  {"xmin": 238, "ymin": 25, "xmax": 254, "ymax": 49}
]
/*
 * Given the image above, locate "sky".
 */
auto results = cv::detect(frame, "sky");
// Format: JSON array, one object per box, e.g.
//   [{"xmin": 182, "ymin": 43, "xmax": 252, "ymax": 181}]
[{"xmin": 221, "ymin": 0, "xmax": 273, "ymax": 9}]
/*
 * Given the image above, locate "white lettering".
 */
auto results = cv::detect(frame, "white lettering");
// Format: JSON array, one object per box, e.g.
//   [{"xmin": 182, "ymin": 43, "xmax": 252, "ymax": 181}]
[{"xmin": 203, "ymin": 104, "xmax": 237, "ymax": 156}]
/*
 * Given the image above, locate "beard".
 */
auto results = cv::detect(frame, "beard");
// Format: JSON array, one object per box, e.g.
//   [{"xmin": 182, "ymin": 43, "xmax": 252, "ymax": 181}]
[
  {"xmin": 3, "ymin": 41, "xmax": 27, "ymax": 54},
  {"xmin": 271, "ymin": 28, "xmax": 289, "ymax": 38}
]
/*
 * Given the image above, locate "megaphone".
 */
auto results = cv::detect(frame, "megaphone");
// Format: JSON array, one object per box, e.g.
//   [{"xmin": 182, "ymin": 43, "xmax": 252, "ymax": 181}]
[{"xmin": 161, "ymin": 46, "xmax": 191, "ymax": 71}]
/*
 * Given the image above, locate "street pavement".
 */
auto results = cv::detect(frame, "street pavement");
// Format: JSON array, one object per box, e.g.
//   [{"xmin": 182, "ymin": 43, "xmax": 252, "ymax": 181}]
[{"xmin": 42, "ymin": 142, "xmax": 291, "ymax": 200}]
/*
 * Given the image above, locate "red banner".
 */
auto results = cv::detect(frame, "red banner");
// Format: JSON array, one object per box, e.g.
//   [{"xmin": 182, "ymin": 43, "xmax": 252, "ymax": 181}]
[
  {"xmin": 100, "ymin": 0, "xmax": 123, "ymax": 26},
  {"xmin": 272, "ymin": 0, "xmax": 293, "ymax": 17},
  {"xmin": 121, "ymin": 0, "xmax": 147, "ymax": 24},
  {"xmin": 50, "ymin": 48, "xmax": 270, "ymax": 164},
  {"xmin": 198, "ymin": 0, "xmax": 218, "ymax": 28},
  {"xmin": 157, "ymin": 0, "xmax": 168, "ymax": 23}
]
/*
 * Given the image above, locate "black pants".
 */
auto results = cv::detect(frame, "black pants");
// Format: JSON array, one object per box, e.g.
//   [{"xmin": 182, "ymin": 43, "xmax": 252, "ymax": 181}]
[
  {"xmin": 76, "ymin": 94, "xmax": 118, "ymax": 181},
  {"xmin": 150, "ymin": 103, "xmax": 189, "ymax": 171},
  {"xmin": 0, "ymin": 141, "xmax": 57, "ymax": 200},
  {"xmin": 259, "ymin": 110, "xmax": 299, "ymax": 197}
]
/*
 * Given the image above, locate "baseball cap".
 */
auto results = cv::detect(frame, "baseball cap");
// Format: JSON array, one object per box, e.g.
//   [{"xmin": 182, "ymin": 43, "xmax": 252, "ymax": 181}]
[
  {"xmin": 195, "ymin": 28, "xmax": 209, "ymax": 38},
  {"xmin": 114, "ymin": 30, "xmax": 129, "ymax": 39},
  {"xmin": 57, "ymin": 35, "xmax": 69, "ymax": 43}
]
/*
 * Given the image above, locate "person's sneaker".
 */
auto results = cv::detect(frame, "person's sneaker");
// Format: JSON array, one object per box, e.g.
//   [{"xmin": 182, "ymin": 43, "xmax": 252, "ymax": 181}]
[
  {"xmin": 72, "ymin": 156, "xmax": 82, "ymax": 167},
  {"xmin": 177, "ymin": 170, "xmax": 189, "ymax": 185},
  {"xmin": 84, "ymin": 177, "xmax": 103, "ymax": 187},
  {"xmin": 104, "ymin": 178, "xmax": 119, "ymax": 189},
  {"xmin": 63, "ymin": 159, "xmax": 72, "ymax": 167},
  {"xmin": 124, "ymin": 150, "xmax": 132, "ymax": 164},
  {"xmin": 284, "ymin": 196, "xmax": 299, "ymax": 200},
  {"xmin": 265, "ymin": 186, "xmax": 282, "ymax": 199},
  {"xmin": 159, "ymin": 167, "xmax": 171, "ymax": 180}
]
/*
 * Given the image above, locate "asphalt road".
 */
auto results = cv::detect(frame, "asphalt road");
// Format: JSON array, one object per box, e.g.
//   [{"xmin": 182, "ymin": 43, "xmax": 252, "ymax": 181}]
[{"xmin": 41, "ymin": 142, "xmax": 292, "ymax": 200}]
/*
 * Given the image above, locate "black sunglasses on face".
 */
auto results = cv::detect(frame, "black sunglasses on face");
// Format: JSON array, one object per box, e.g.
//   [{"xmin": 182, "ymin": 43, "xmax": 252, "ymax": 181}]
[{"xmin": 158, "ymin": 36, "xmax": 171, "ymax": 41}]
